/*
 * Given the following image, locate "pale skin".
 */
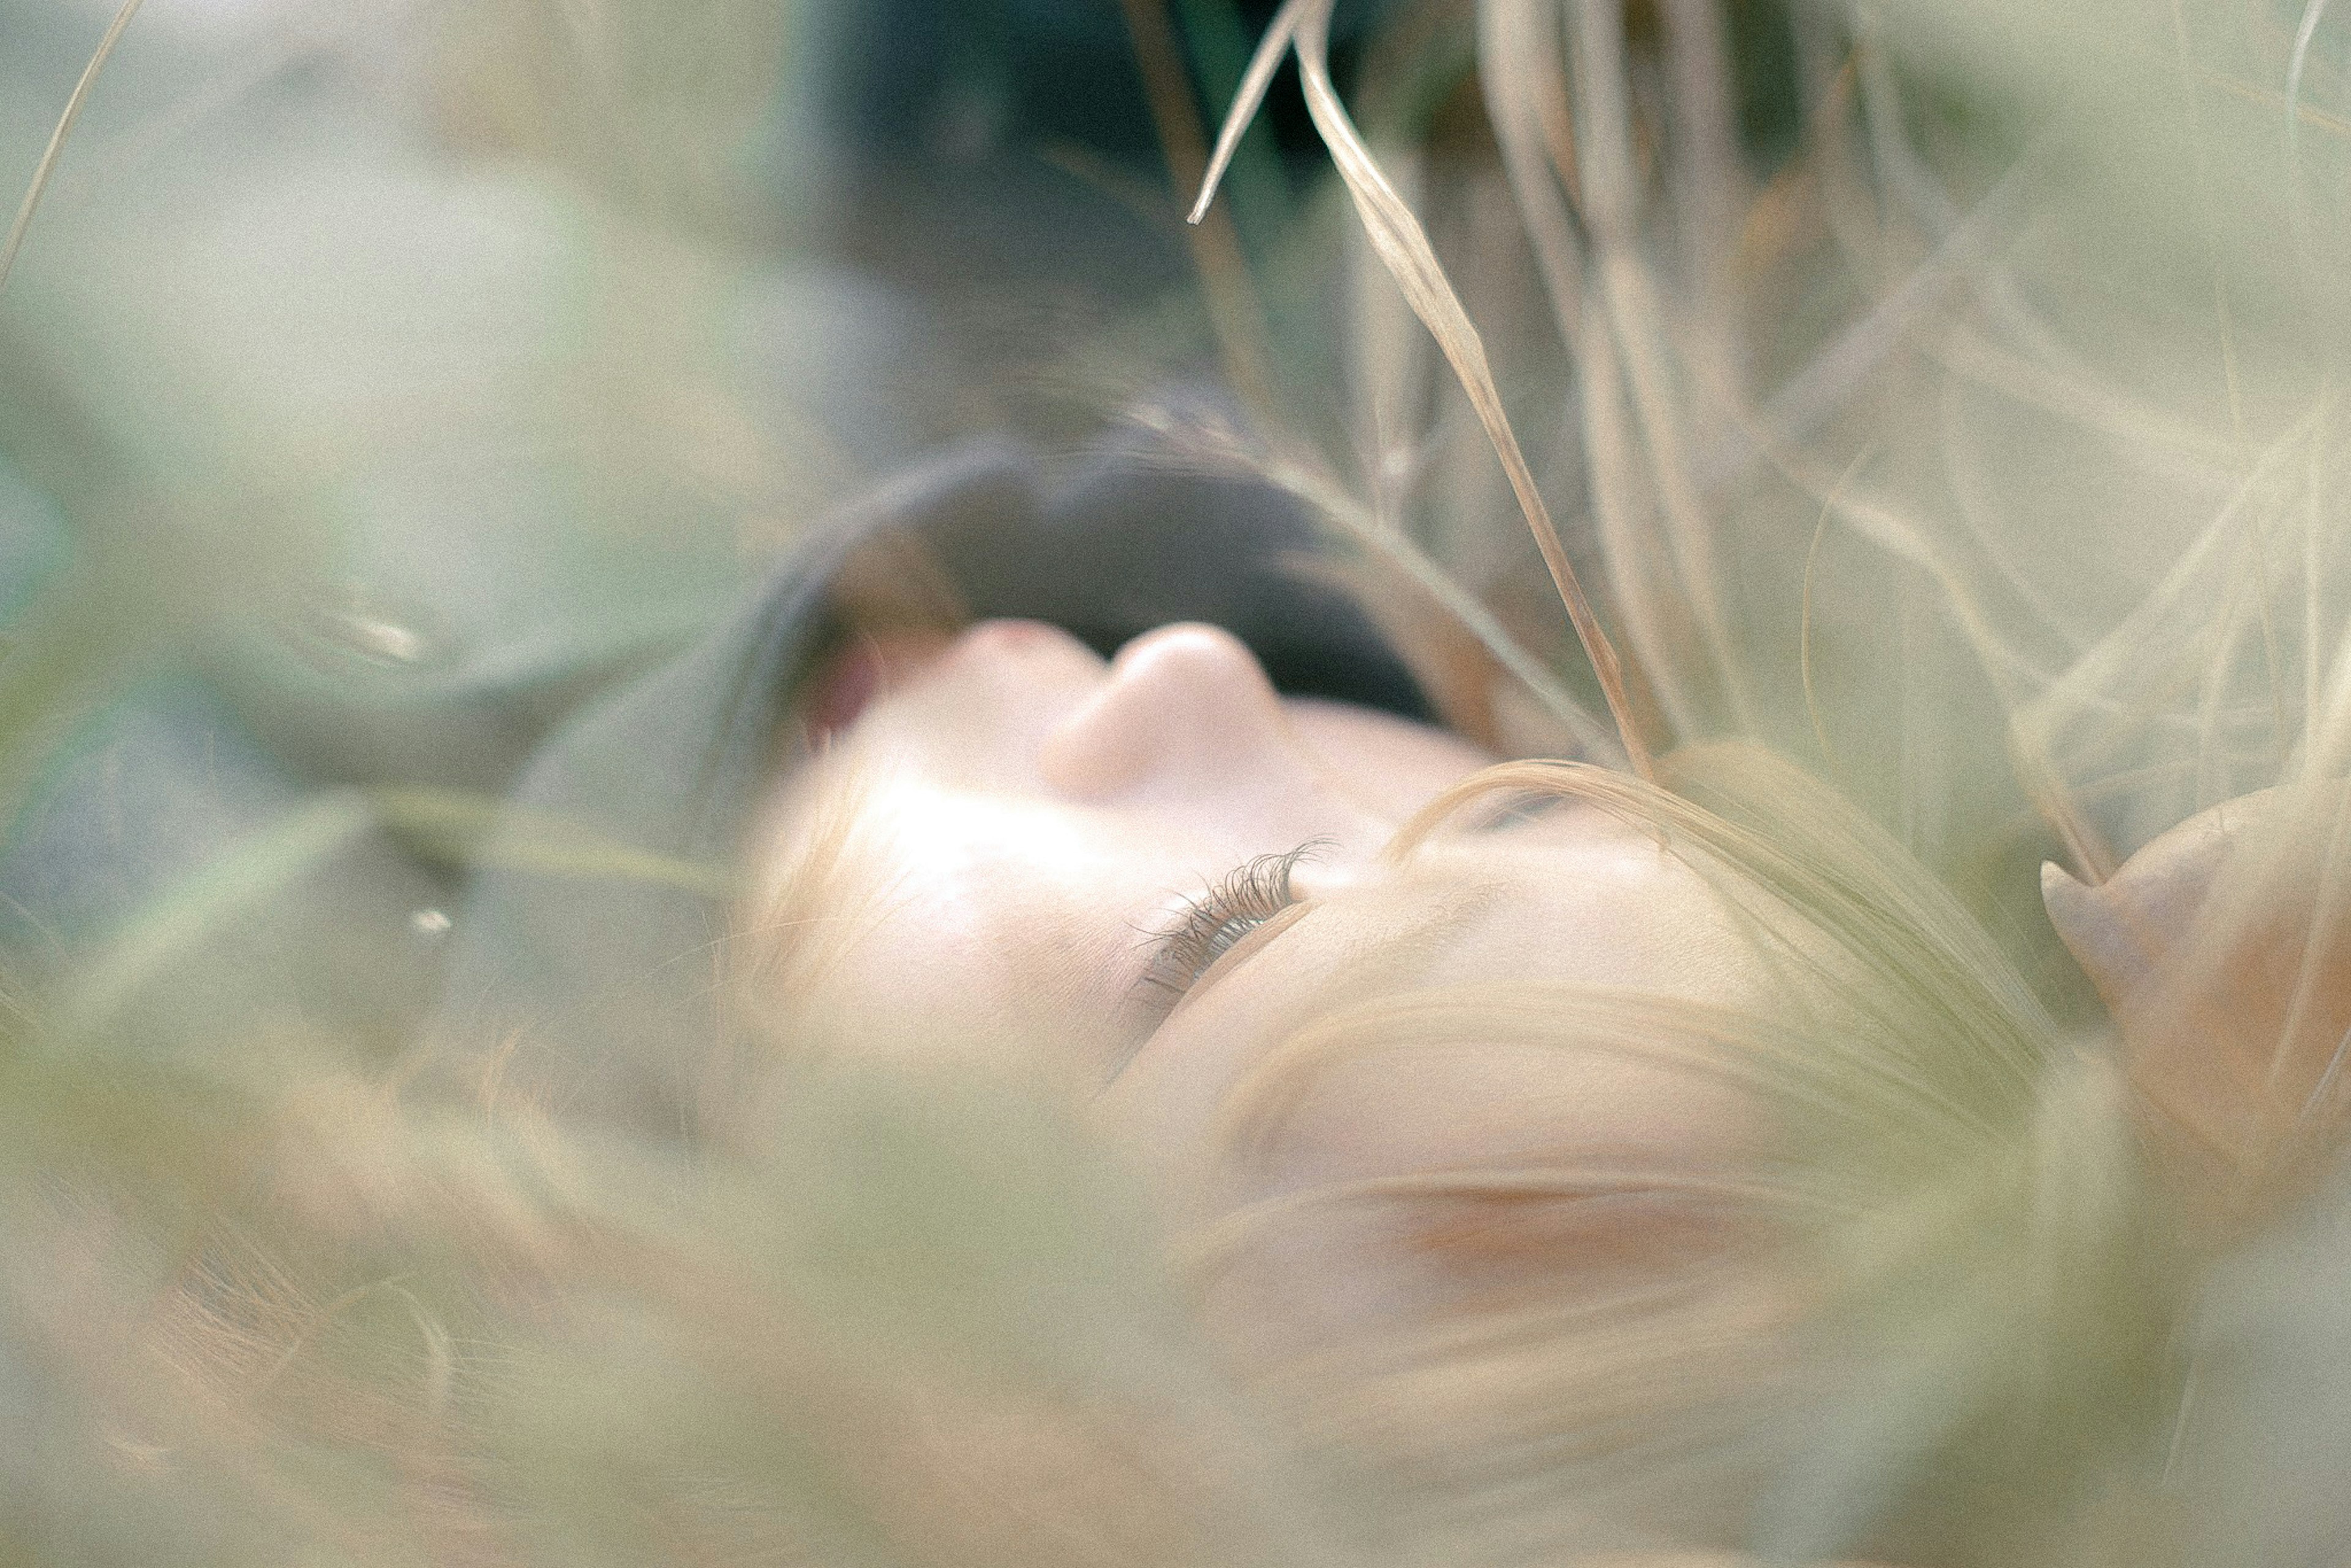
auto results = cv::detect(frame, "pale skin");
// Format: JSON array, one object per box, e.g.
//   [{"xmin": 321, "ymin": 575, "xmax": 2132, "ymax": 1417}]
[
  {"xmin": 746, "ymin": 620, "xmax": 1914, "ymax": 1564},
  {"xmin": 748, "ymin": 618, "xmax": 1771, "ymax": 1233},
  {"xmin": 2045, "ymin": 787, "xmax": 2351, "ymax": 1229}
]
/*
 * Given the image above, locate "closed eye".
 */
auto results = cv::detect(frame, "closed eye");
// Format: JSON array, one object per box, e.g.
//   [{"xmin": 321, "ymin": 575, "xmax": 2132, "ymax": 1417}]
[{"xmin": 1134, "ymin": 840, "xmax": 1325, "ymax": 1006}]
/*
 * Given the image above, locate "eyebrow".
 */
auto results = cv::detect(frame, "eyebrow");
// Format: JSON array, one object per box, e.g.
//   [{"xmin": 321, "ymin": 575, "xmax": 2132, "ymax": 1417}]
[{"xmin": 1379, "ymin": 762, "xmax": 1571, "ymax": 864}]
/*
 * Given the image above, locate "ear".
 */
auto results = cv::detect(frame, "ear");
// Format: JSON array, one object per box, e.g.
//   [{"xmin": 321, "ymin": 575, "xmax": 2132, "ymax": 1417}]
[
  {"xmin": 2044, "ymin": 787, "xmax": 2351, "ymax": 1222},
  {"xmin": 2040, "ymin": 794, "xmax": 2251, "ymax": 1026}
]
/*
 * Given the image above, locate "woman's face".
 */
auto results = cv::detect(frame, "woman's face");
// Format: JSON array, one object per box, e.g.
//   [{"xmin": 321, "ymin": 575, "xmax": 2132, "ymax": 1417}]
[{"xmin": 748, "ymin": 619, "xmax": 1768, "ymax": 1226}]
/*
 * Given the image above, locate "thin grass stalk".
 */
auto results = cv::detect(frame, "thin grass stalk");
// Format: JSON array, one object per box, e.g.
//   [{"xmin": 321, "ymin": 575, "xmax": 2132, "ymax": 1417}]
[
  {"xmin": 1479, "ymin": 0, "xmax": 1681, "ymax": 740},
  {"xmin": 1189, "ymin": 0, "xmax": 1307, "ymax": 227},
  {"xmin": 1204, "ymin": 0, "xmax": 1655, "ymax": 775},
  {"xmin": 1259, "ymin": 449, "xmax": 1625, "ymax": 760},
  {"xmin": 2310, "ymin": 407, "xmax": 2351, "ymax": 778},
  {"xmin": 1855, "ymin": 17, "xmax": 1941, "ymax": 251},
  {"xmin": 2019, "ymin": 415, "xmax": 2318, "ymax": 769},
  {"xmin": 1790, "ymin": 12, "xmax": 1886, "ymax": 286},
  {"xmin": 1733, "ymin": 408, "xmax": 2121, "ymax": 873},
  {"xmin": 2015, "ymin": 416, "xmax": 2319, "ymax": 868},
  {"xmin": 1659, "ymin": 0, "xmax": 1750, "ymax": 396},
  {"xmin": 1174, "ymin": 0, "xmax": 1291, "ymax": 233},
  {"xmin": 2167, "ymin": 0, "xmax": 2252, "ymax": 456},
  {"xmin": 53, "ymin": 20, "xmax": 333, "ymax": 204},
  {"xmin": 1711, "ymin": 276, "xmax": 2162, "ymax": 724},
  {"xmin": 1568, "ymin": 0, "xmax": 1754, "ymax": 733},
  {"xmin": 0, "ymin": 571, "xmax": 160, "ymax": 839},
  {"xmin": 1935, "ymin": 372, "xmax": 2099, "ymax": 659},
  {"xmin": 1313, "ymin": 9, "xmax": 1654, "ymax": 768},
  {"xmin": 2287, "ymin": 0, "xmax": 2336, "ymax": 304},
  {"xmin": 2304, "ymin": 546, "xmax": 2351, "ymax": 781},
  {"xmin": 1929, "ymin": 327, "xmax": 2242, "ymax": 490},
  {"xmin": 2303, "ymin": 384, "xmax": 2332, "ymax": 757},
  {"xmin": 2251, "ymin": 508, "xmax": 2294, "ymax": 780},
  {"xmin": 1578, "ymin": 290, "xmax": 1701, "ymax": 741},
  {"xmin": 0, "ymin": 0, "xmax": 148, "ymax": 296},
  {"xmin": 1707, "ymin": 140, "xmax": 2047, "ymax": 498},
  {"xmin": 1758, "ymin": 437, "xmax": 2042, "ymax": 696},
  {"xmin": 1849, "ymin": 7, "xmax": 2068, "ymax": 382},
  {"xmin": 1476, "ymin": 0, "xmax": 1698, "ymax": 741},
  {"xmin": 1476, "ymin": 0, "xmax": 1700, "ymax": 740},
  {"xmin": 1346, "ymin": 249, "xmax": 1430, "ymax": 537},
  {"xmin": 1475, "ymin": 0, "xmax": 1585, "ymax": 339},
  {"xmin": 1848, "ymin": 16, "xmax": 2083, "ymax": 408},
  {"xmin": 58, "ymin": 796, "xmax": 377, "ymax": 1040},
  {"xmin": 1340, "ymin": 102, "xmax": 1430, "ymax": 533},
  {"xmin": 1804, "ymin": 446, "xmax": 1878, "ymax": 776},
  {"xmin": 1122, "ymin": 0, "xmax": 1281, "ymax": 419}
]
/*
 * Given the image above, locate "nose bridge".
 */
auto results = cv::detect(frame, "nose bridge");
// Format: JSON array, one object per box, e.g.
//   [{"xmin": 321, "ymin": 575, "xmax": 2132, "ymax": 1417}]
[{"xmin": 1039, "ymin": 623, "xmax": 1292, "ymax": 799}]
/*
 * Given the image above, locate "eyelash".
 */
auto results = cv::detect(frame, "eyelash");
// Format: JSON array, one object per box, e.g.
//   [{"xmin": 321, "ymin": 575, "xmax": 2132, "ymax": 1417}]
[{"xmin": 1137, "ymin": 841, "xmax": 1324, "ymax": 1003}]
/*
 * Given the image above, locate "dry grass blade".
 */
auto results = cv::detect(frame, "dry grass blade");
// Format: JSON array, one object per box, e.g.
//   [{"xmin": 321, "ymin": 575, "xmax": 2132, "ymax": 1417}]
[
  {"xmin": 2303, "ymin": 380, "xmax": 2331, "ymax": 752},
  {"xmin": 0, "ymin": 0, "xmax": 148, "ymax": 298},
  {"xmin": 1122, "ymin": 0, "xmax": 1279, "ymax": 418},
  {"xmin": 2019, "ymin": 416, "xmax": 2315, "ymax": 758},
  {"xmin": 1477, "ymin": 0, "xmax": 1584, "ymax": 333},
  {"xmin": 2289, "ymin": 0, "xmax": 2335, "ymax": 266},
  {"xmin": 1578, "ymin": 290, "xmax": 1707, "ymax": 740},
  {"xmin": 1480, "ymin": 0, "xmax": 1707, "ymax": 739},
  {"xmin": 2309, "ymin": 605, "xmax": 2351, "ymax": 779},
  {"xmin": 1740, "ymin": 144, "xmax": 2045, "ymax": 479},
  {"xmin": 1734, "ymin": 405, "xmax": 2121, "ymax": 876},
  {"xmin": 1570, "ymin": 0, "xmax": 1752, "ymax": 732},
  {"xmin": 1804, "ymin": 446, "xmax": 1877, "ymax": 775},
  {"xmin": 1659, "ymin": 0, "xmax": 1748, "ymax": 392},
  {"xmin": 1189, "ymin": 0, "xmax": 1308, "ymax": 225},
  {"xmin": 1258, "ymin": 450, "xmax": 1625, "ymax": 762},
  {"xmin": 1298, "ymin": 0, "xmax": 1652, "ymax": 774},
  {"xmin": 1204, "ymin": 0, "xmax": 1654, "ymax": 776}
]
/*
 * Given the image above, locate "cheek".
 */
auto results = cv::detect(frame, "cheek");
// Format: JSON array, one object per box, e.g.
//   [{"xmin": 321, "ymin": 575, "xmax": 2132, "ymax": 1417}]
[
  {"xmin": 849, "ymin": 625, "xmax": 1104, "ymax": 793},
  {"xmin": 762, "ymin": 790, "xmax": 1169, "ymax": 1081}
]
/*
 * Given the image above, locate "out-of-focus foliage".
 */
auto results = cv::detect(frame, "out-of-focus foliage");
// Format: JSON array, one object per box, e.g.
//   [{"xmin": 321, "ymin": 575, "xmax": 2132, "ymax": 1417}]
[
  {"xmin": 6, "ymin": 0, "xmax": 2351, "ymax": 1565},
  {"xmin": 0, "ymin": 4, "xmax": 1357, "ymax": 1561}
]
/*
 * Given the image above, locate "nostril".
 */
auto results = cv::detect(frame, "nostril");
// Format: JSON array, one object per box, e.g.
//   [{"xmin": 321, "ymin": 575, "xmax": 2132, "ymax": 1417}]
[{"xmin": 1039, "ymin": 623, "xmax": 1289, "ymax": 799}]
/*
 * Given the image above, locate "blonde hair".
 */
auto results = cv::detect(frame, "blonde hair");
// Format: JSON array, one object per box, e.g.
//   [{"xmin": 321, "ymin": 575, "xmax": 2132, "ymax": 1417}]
[
  {"xmin": 9, "ymin": 0, "xmax": 2350, "ymax": 1562},
  {"xmin": 1141, "ymin": 746, "xmax": 2174, "ymax": 1565}
]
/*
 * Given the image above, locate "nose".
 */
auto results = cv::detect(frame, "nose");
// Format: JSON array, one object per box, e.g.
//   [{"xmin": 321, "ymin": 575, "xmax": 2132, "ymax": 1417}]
[{"xmin": 1039, "ymin": 623, "xmax": 1299, "ymax": 800}]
